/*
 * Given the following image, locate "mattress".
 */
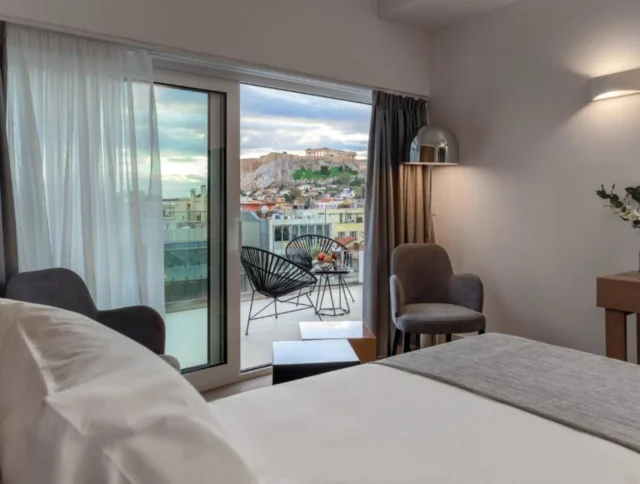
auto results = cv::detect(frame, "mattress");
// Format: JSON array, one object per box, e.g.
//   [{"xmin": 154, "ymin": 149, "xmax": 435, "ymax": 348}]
[{"xmin": 209, "ymin": 364, "xmax": 640, "ymax": 484}]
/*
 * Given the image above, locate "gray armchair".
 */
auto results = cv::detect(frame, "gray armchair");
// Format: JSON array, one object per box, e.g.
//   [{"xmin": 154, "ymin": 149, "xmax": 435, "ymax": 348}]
[
  {"xmin": 4, "ymin": 268, "xmax": 178, "ymax": 368},
  {"xmin": 390, "ymin": 243, "xmax": 485, "ymax": 354}
]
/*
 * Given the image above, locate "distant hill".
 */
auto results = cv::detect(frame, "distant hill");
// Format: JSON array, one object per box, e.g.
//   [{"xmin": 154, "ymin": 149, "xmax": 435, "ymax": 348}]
[{"xmin": 240, "ymin": 153, "xmax": 366, "ymax": 191}]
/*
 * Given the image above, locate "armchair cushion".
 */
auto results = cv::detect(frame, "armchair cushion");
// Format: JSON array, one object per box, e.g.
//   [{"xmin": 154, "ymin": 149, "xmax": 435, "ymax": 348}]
[
  {"xmin": 97, "ymin": 306, "xmax": 165, "ymax": 355},
  {"xmin": 448, "ymin": 274, "xmax": 484, "ymax": 313},
  {"xmin": 5, "ymin": 268, "xmax": 166, "ymax": 355},
  {"xmin": 4, "ymin": 268, "xmax": 98, "ymax": 319},
  {"xmin": 389, "ymin": 275, "xmax": 404, "ymax": 323},
  {"xmin": 396, "ymin": 303, "xmax": 486, "ymax": 334},
  {"xmin": 159, "ymin": 354, "xmax": 181, "ymax": 371},
  {"xmin": 390, "ymin": 244, "xmax": 486, "ymax": 337},
  {"xmin": 391, "ymin": 244, "xmax": 453, "ymax": 305}
]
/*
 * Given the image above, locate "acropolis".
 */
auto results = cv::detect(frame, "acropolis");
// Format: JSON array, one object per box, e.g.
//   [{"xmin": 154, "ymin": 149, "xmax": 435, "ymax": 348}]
[{"xmin": 305, "ymin": 148, "xmax": 357, "ymax": 160}]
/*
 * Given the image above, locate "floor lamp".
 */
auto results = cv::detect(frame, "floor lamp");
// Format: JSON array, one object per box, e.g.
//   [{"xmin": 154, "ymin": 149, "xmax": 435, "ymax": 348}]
[{"xmin": 404, "ymin": 125, "xmax": 459, "ymax": 241}]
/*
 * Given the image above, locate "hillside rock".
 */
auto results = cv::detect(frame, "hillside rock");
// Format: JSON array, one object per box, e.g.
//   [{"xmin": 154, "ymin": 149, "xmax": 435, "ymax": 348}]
[{"xmin": 240, "ymin": 153, "xmax": 365, "ymax": 191}]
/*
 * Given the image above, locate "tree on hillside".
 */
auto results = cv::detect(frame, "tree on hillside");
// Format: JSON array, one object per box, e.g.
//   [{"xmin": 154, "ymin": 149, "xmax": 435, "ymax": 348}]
[
  {"xmin": 336, "ymin": 172, "xmax": 352, "ymax": 186},
  {"xmin": 319, "ymin": 166, "xmax": 331, "ymax": 176},
  {"xmin": 350, "ymin": 178, "xmax": 363, "ymax": 187},
  {"xmin": 284, "ymin": 187, "xmax": 302, "ymax": 204}
]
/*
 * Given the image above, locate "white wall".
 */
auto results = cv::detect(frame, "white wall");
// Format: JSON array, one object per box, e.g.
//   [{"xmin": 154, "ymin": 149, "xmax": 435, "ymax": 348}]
[
  {"xmin": 0, "ymin": 0, "xmax": 429, "ymax": 96},
  {"xmin": 429, "ymin": 0, "xmax": 640, "ymax": 358}
]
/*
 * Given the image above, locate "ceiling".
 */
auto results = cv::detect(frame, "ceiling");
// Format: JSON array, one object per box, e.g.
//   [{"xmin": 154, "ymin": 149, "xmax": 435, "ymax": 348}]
[{"xmin": 377, "ymin": 0, "xmax": 519, "ymax": 30}]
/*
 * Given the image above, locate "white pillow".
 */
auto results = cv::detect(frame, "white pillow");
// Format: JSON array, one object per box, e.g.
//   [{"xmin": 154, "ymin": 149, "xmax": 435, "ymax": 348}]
[{"xmin": 0, "ymin": 299, "xmax": 256, "ymax": 484}]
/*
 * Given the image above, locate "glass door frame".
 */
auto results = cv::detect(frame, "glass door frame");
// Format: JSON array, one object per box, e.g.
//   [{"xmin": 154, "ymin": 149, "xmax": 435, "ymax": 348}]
[{"xmin": 154, "ymin": 68, "xmax": 256, "ymax": 391}]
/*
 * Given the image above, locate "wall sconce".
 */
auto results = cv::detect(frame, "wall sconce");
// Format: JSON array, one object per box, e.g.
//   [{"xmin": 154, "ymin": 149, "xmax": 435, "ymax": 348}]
[
  {"xmin": 590, "ymin": 67, "xmax": 640, "ymax": 101},
  {"xmin": 404, "ymin": 125, "xmax": 459, "ymax": 240}
]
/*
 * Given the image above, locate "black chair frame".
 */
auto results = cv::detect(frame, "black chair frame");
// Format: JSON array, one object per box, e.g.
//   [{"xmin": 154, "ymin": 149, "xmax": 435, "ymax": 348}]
[
  {"xmin": 241, "ymin": 246, "xmax": 322, "ymax": 336},
  {"xmin": 285, "ymin": 234, "xmax": 356, "ymax": 303}
]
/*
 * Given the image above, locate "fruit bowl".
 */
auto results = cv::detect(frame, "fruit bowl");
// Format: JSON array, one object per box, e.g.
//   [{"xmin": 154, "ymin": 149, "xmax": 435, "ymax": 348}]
[
  {"xmin": 313, "ymin": 261, "xmax": 335, "ymax": 270},
  {"xmin": 313, "ymin": 252, "xmax": 335, "ymax": 270}
]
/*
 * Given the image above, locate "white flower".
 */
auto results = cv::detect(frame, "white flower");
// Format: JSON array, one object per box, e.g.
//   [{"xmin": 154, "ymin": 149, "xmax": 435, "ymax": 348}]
[{"xmin": 614, "ymin": 205, "xmax": 633, "ymax": 220}]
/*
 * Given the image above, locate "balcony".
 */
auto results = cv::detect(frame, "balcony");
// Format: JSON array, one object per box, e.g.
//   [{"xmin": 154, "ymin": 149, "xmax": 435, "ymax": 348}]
[
  {"xmin": 162, "ymin": 209, "xmax": 365, "ymax": 371},
  {"xmin": 165, "ymin": 283, "xmax": 363, "ymax": 371}
]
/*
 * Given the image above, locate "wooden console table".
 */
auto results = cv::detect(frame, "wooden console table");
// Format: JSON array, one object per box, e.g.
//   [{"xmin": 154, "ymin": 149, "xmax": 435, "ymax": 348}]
[{"xmin": 597, "ymin": 271, "xmax": 640, "ymax": 361}]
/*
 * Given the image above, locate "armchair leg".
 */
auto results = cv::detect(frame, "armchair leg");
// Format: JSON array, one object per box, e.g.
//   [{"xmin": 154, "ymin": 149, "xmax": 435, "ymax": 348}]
[
  {"xmin": 446, "ymin": 334, "xmax": 452, "ymax": 343},
  {"xmin": 402, "ymin": 332, "xmax": 411, "ymax": 353},
  {"xmin": 391, "ymin": 328, "xmax": 401, "ymax": 356},
  {"xmin": 479, "ymin": 329, "xmax": 485, "ymax": 335},
  {"xmin": 274, "ymin": 300, "xmax": 278, "ymax": 319}
]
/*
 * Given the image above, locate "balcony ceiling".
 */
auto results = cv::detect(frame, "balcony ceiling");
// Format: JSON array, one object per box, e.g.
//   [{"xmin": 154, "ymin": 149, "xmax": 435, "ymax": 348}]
[{"xmin": 377, "ymin": 0, "xmax": 519, "ymax": 30}]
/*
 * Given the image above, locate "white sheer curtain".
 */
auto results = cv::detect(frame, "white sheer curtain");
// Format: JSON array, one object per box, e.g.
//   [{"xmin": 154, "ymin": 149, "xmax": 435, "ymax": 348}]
[{"xmin": 5, "ymin": 25, "xmax": 165, "ymax": 314}]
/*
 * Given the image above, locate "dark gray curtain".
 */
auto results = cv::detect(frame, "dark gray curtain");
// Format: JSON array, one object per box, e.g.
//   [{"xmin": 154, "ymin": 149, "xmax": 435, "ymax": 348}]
[
  {"xmin": 0, "ymin": 22, "xmax": 18, "ymax": 292},
  {"xmin": 363, "ymin": 91, "xmax": 429, "ymax": 357}
]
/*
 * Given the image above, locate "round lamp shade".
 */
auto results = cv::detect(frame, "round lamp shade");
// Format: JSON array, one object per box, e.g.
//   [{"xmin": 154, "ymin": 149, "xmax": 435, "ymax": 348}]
[{"xmin": 407, "ymin": 125, "xmax": 459, "ymax": 165}]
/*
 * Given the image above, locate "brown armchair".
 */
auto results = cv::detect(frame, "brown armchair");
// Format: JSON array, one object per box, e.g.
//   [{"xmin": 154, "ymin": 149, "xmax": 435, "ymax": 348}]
[
  {"xmin": 390, "ymin": 243, "xmax": 485, "ymax": 354},
  {"xmin": 4, "ymin": 268, "xmax": 168, "ymax": 358}
]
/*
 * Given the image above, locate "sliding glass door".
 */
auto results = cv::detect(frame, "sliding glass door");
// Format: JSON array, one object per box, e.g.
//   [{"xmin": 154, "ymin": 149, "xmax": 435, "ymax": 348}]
[
  {"xmin": 239, "ymin": 84, "xmax": 370, "ymax": 371},
  {"xmin": 154, "ymin": 70, "xmax": 241, "ymax": 390},
  {"xmin": 153, "ymin": 70, "xmax": 370, "ymax": 388}
]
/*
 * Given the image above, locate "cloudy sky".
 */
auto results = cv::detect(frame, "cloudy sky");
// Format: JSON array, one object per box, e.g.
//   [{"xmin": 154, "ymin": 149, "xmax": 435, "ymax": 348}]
[
  {"xmin": 156, "ymin": 84, "xmax": 370, "ymax": 199},
  {"xmin": 240, "ymin": 85, "xmax": 370, "ymax": 159}
]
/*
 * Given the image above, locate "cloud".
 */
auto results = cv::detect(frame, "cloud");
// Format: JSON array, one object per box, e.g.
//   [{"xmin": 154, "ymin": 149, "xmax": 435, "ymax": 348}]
[
  {"xmin": 156, "ymin": 84, "xmax": 208, "ymax": 160},
  {"xmin": 157, "ymin": 84, "xmax": 371, "ymax": 198},
  {"xmin": 240, "ymin": 85, "xmax": 371, "ymax": 158}
]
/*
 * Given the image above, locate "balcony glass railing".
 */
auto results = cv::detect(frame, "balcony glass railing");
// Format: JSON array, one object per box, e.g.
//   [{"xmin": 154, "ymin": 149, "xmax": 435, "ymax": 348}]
[
  {"xmin": 162, "ymin": 209, "xmax": 365, "ymax": 309},
  {"xmin": 163, "ymin": 212, "xmax": 208, "ymax": 313}
]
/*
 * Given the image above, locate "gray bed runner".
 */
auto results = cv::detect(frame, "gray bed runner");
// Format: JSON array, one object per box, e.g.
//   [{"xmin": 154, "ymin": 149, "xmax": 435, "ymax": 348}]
[{"xmin": 378, "ymin": 334, "xmax": 640, "ymax": 453}]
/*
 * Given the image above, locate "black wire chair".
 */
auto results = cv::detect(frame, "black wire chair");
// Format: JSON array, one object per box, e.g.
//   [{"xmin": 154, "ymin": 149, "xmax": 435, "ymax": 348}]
[
  {"xmin": 285, "ymin": 235, "xmax": 353, "ymax": 271},
  {"xmin": 285, "ymin": 235, "xmax": 356, "ymax": 306},
  {"xmin": 241, "ymin": 246, "xmax": 321, "ymax": 335}
]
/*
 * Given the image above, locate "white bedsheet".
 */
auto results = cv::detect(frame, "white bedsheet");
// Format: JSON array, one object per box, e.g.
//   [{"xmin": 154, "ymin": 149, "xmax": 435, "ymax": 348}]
[{"xmin": 209, "ymin": 364, "xmax": 640, "ymax": 484}]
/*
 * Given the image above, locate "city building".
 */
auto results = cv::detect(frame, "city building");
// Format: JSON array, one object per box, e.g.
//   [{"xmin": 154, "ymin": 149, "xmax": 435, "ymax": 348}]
[
  {"xmin": 314, "ymin": 198, "xmax": 341, "ymax": 209},
  {"xmin": 163, "ymin": 185, "xmax": 208, "ymax": 224},
  {"xmin": 162, "ymin": 186, "xmax": 209, "ymax": 310},
  {"xmin": 240, "ymin": 199, "xmax": 277, "ymax": 212},
  {"xmin": 338, "ymin": 188, "xmax": 356, "ymax": 199},
  {"xmin": 325, "ymin": 208, "xmax": 365, "ymax": 250},
  {"xmin": 240, "ymin": 210, "xmax": 333, "ymax": 258}
]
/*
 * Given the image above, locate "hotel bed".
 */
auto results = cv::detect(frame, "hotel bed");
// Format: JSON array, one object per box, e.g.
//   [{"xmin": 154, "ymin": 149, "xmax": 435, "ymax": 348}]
[
  {"xmin": 2, "ymin": 300, "xmax": 640, "ymax": 484},
  {"xmin": 210, "ymin": 335, "xmax": 640, "ymax": 484}
]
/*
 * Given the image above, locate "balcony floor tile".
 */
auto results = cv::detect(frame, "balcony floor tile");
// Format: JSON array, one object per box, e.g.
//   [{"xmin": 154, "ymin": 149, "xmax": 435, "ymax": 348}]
[{"xmin": 165, "ymin": 285, "xmax": 363, "ymax": 371}]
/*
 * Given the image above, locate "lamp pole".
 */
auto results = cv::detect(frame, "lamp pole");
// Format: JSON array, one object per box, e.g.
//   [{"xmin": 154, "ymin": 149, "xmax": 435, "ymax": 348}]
[
  {"xmin": 427, "ymin": 164, "xmax": 433, "ymax": 242},
  {"xmin": 406, "ymin": 124, "xmax": 460, "ymax": 243}
]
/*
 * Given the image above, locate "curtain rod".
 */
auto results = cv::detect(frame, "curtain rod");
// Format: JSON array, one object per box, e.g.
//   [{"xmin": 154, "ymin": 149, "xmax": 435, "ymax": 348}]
[{"xmin": 374, "ymin": 88, "xmax": 430, "ymax": 102}]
